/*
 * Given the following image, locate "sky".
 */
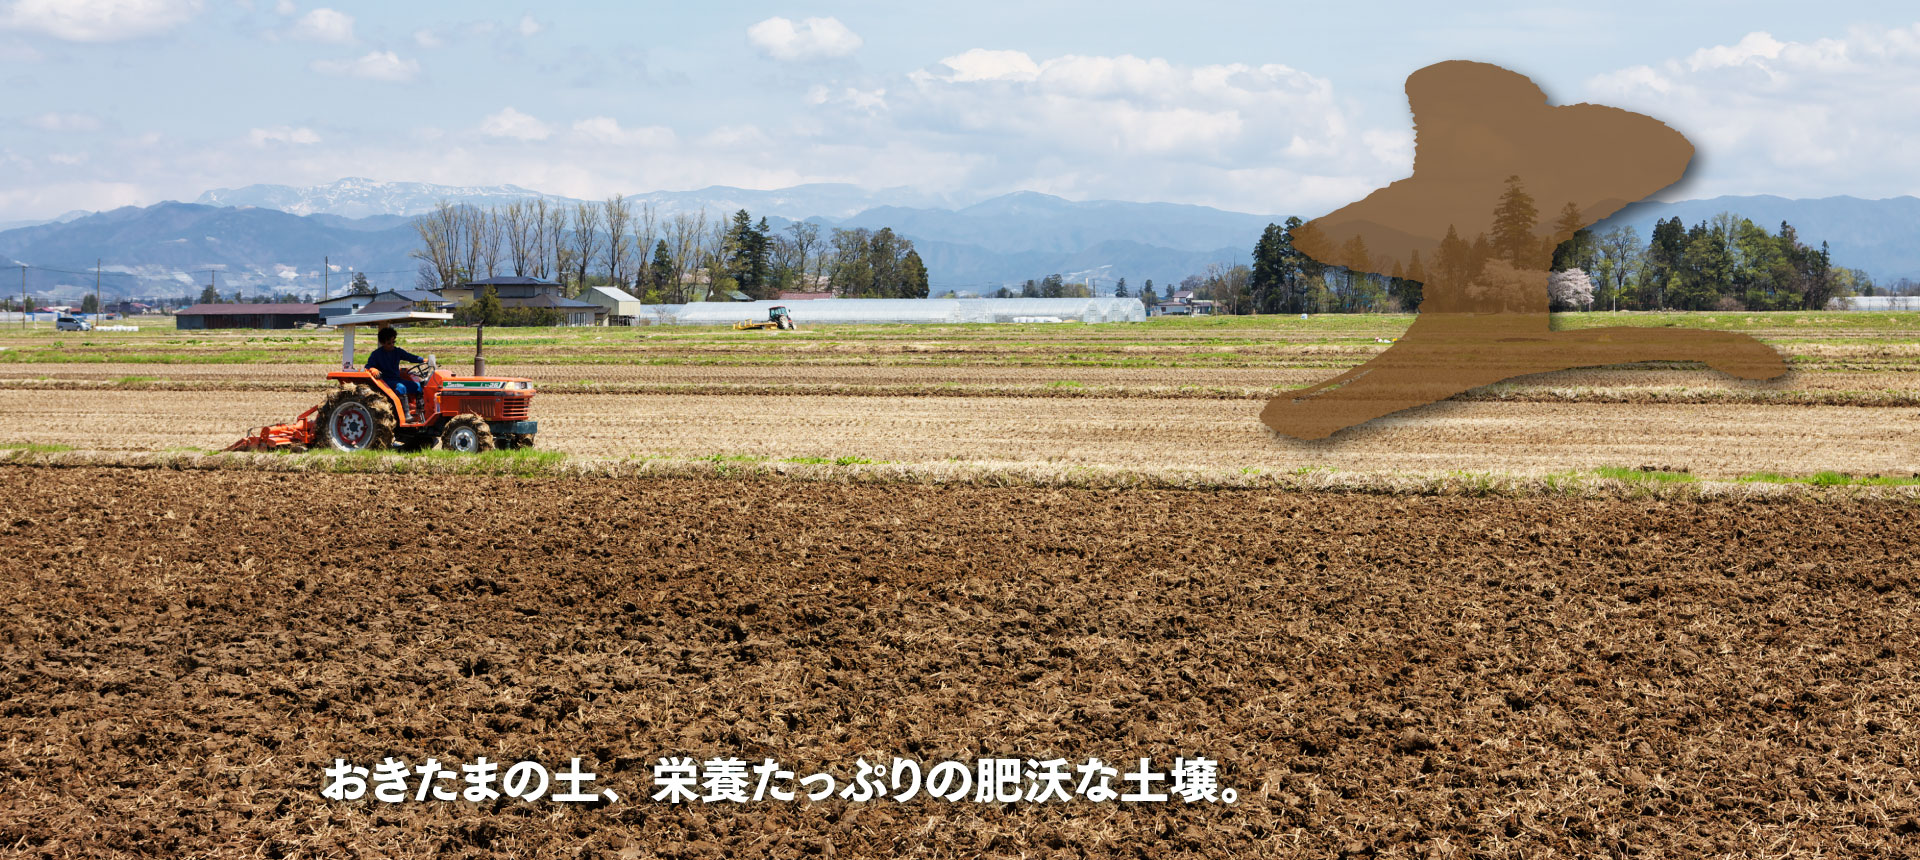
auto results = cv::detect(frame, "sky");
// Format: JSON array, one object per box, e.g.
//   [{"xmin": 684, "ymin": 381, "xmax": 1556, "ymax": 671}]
[{"xmin": 4, "ymin": 0, "xmax": 1920, "ymax": 221}]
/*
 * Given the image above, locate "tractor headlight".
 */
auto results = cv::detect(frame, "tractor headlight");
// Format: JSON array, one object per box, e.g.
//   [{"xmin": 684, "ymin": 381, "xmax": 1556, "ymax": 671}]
[{"xmin": 513, "ymin": 381, "xmax": 531, "ymax": 389}]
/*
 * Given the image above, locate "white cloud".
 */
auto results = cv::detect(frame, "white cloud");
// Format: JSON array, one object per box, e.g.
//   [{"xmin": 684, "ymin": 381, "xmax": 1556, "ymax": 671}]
[
  {"xmin": 906, "ymin": 51, "xmax": 1333, "ymax": 158},
  {"xmin": 0, "ymin": 180, "xmax": 145, "ymax": 218},
  {"xmin": 516, "ymin": 14, "xmax": 540, "ymax": 37},
  {"xmin": 1, "ymin": 0, "xmax": 202, "ymax": 42},
  {"xmin": 746, "ymin": 16, "xmax": 860, "ymax": 61},
  {"xmin": 27, "ymin": 112, "xmax": 104, "ymax": 132},
  {"xmin": 1585, "ymin": 24, "xmax": 1920, "ymax": 199},
  {"xmin": 273, "ymin": 0, "xmax": 293, "ymax": 15},
  {"xmin": 481, "ymin": 107, "xmax": 550, "ymax": 141},
  {"xmin": 311, "ymin": 50, "xmax": 419, "ymax": 82},
  {"xmin": 868, "ymin": 50, "xmax": 1398, "ymax": 212},
  {"xmin": 247, "ymin": 126, "xmax": 320, "ymax": 146},
  {"xmin": 289, "ymin": 7, "xmax": 352, "ymax": 43},
  {"xmin": 411, "ymin": 27, "xmax": 441, "ymax": 48},
  {"xmin": 929, "ymin": 48, "xmax": 1040, "ymax": 83},
  {"xmin": 571, "ymin": 117, "xmax": 674, "ymax": 147},
  {"xmin": 47, "ymin": 152, "xmax": 86, "ymax": 165},
  {"xmin": 805, "ymin": 85, "xmax": 886, "ymax": 112}
]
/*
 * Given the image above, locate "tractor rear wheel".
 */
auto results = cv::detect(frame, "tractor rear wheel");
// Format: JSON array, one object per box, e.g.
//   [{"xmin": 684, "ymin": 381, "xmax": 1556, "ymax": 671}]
[
  {"xmin": 321, "ymin": 389, "xmax": 397, "ymax": 452},
  {"xmin": 440, "ymin": 414, "xmax": 495, "ymax": 454}
]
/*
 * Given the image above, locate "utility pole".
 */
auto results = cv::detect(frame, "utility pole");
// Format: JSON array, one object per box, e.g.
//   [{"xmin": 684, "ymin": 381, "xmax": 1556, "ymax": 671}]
[
  {"xmin": 323, "ymin": 255, "xmax": 329, "ymax": 300},
  {"xmin": 95, "ymin": 258, "xmax": 101, "ymax": 322},
  {"xmin": 19, "ymin": 264, "xmax": 25, "ymax": 329}
]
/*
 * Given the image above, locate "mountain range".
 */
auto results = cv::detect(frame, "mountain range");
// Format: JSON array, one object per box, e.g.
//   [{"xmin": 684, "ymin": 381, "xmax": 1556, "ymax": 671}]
[{"xmin": 3, "ymin": 178, "xmax": 1916, "ymax": 301}]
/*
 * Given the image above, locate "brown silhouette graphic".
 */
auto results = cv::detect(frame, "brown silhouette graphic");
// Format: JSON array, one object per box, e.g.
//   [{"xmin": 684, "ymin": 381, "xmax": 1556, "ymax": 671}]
[{"xmin": 1261, "ymin": 61, "xmax": 1787, "ymax": 440}]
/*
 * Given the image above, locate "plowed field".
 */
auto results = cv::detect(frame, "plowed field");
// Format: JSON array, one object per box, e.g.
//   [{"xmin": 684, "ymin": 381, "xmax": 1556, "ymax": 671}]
[
  {"xmin": 3, "ymin": 467, "xmax": 1917, "ymax": 858},
  {"xmin": 2, "ymin": 389, "xmax": 1914, "ymax": 479}
]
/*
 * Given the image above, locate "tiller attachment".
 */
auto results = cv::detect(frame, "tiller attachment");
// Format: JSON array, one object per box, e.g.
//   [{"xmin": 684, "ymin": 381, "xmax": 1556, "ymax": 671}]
[{"xmin": 225, "ymin": 405, "xmax": 321, "ymax": 453}]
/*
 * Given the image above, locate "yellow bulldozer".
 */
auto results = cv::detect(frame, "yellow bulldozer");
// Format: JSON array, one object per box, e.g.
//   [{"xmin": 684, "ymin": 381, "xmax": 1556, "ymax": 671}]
[{"xmin": 733, "ymin": 305, "xmax": 795, "ymax": 331}]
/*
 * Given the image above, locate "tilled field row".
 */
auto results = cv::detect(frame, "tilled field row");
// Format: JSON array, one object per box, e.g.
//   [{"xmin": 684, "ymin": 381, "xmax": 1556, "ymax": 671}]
[
  {"xmin": 2, "ymin": 389, "xmax": 1914, "ymax": 479},
  {"xmin": 5, "ymin": 362, "xmax": 1917, "ymax": 404},
  {"xmin": 2, "ymin": 468, "xmax": 1916, "ymax": 857}
]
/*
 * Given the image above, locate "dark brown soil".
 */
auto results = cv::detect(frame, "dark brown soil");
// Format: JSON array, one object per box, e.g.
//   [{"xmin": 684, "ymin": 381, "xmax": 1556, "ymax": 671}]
[{"xmin": 2, "ymin": 466, "xmax": 1916, "ymax": 858}]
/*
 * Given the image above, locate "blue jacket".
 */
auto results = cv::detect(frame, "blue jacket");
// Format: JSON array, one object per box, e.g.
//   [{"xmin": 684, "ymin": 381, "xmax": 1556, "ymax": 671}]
[{"xmin": 366, "ymin": 344, "xmax": 422, "ymax": 382}]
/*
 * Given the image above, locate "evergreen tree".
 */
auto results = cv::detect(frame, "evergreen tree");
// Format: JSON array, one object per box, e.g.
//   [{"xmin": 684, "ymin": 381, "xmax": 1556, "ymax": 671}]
[
  {"xmin": 902, "ymin": 249, "xmax": 929, "ymax": 298},
  {"xmin": 1249, "ymin": 221, "xmax": 1296, "ymax": 314},
  {"xmin": 350, "ymin": 272, "xmax": 374, "ymax": 295},
  {"xmin": 648, "ymin": 240, "xmax": 674, "ymax": 301},
  {"xmin": 1644, "ymin": 216, "xmax": 1687, "ymax": 309},
  {"xmin": 1490, "ymin": 175, "xmax": 1540, "ymax": 267},
  {"xmin": 461, "ymin": 285, "xmax": 504, "ymax": 325},
  {"xmin": 1401, "ymin": 249, "xmax": 1426, "ymax": 310},
  {"xmin": 749, "ymin": 217, "xmax": 773, "ymax": 297},
  {"xmin": 1550, "ymin": 202, "xmax": 1596, "ymax": 271},
  {"xmin": 1113, "ymin": 277, "xmax": 1128, "ymax": 298},
  {"xmin": 199, "ymin": 284, "xmax": 220, "ymax": 304},
  {"xmin": 1436, "ymin": 225, "xmax": 1473, "ymax": 295},
  {"xmin": 1020, "ymin": 280, "xmax": 1040, "ymax": 298},
  {"xmin": 725, "ymin": 210, "xmax": 775, "ymax": 299}
]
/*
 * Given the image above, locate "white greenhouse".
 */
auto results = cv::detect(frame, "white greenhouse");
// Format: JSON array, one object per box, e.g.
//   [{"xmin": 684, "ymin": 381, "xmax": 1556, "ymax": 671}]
[{"xmin": 631, "ymin": 297, "xmax": 1147, "ymax": 326}]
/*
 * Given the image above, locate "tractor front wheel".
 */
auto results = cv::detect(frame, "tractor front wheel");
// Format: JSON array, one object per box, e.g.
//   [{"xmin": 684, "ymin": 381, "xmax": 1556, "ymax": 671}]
[
  {"xmin": 440, "ymin": 414, "xmax": 495, "ymax": 454},
  {"xmin": 320, "ymin": 389, "xmax": 397, "ymax": 452}
]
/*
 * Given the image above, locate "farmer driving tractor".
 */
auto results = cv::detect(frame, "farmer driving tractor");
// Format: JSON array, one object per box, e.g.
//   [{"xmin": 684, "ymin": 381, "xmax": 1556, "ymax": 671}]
[
  {"xmin": 224, "ymin": 308, "xmax": 539, "ymax": 454},
  {"xmin": 366, "ymin": 326, "xmax": 424, "ymax": 422}
]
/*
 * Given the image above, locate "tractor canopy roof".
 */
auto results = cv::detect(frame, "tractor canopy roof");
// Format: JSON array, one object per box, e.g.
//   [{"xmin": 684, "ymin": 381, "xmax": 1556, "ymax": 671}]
[{"xmin": 330, "ymin": 310, "xmax": 455, "ymax": 328}]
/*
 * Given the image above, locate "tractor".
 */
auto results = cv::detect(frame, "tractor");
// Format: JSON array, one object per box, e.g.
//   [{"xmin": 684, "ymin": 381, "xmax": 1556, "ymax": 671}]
[
  {"xmin": 227, "ymin": 309, "xmax": 538, "ymax": 454},
  {"xmin": 733, "ymin": 305, "xmax": 794, "ymax": 331}
]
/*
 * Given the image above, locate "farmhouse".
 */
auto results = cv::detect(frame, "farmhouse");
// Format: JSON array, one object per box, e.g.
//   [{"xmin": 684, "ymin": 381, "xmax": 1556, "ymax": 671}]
[
  {"xmin": 317, "ymin": 289, "xmax": 449, "ymax": 320},
  {"xmin": 1150, "ymin": 290, "xmax": 1216, "ymax": 317},
  {"xmin": 176, "ymin": 303, "xmax": 322, "ymax": 330},
  {"xmin": 441, "ymin": 275, "xmax": 561, "ymax": 304},
  {"xmin": 441, "ymin": 276, "xmax": 603, "ymax": 326}
]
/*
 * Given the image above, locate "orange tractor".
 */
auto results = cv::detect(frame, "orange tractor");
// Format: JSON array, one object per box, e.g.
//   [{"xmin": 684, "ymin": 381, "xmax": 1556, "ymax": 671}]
[{"xmin": 228, "ymin": 310, "xmax": 538, "ymax": 454}]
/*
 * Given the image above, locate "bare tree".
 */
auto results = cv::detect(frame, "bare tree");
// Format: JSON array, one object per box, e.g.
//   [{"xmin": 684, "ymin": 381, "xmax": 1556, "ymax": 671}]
[
  {"xmin": 784, "ymin": 221, "xmax": 819, "ymax": 289},
  {"xmin": 632, "ymin": 201, "xmax": 658, "ymax": 292},
  {"xmin": 503, "ymin": 201, "xmax": 533, "ymax": 276},
  {"xmin": 602, "ymin": 194, "xmax": 633, "ymax": 289},
  {"xmin": 478, "ymin": 207, "xmax": 504, "ymax": 278},
  {"xmin": 570, "ymin": 202, "xmax": 602, "ymax": 295},
  {"xmin": 456, "ymin": 205, "xmax": 483, "ymax": 289},
  {"xmin": 409, "ymin": 199, "xmax": 463, "ymax": 290},
  {"xmin": 702, "ymin": 212, "xmax": 732, "ymax": 299},
  {"xmin": 1596, "ymin": 225, "xmax": 1640, "ymax": 312},
  {"xmin": 544, "ymin": 203, "xmax": 569, "ymax": 285},
  {"xmin": 529, "ymin": 199, "xmax": 551, "ymax": 279},
  {"xmin": 666, "ymin": 209, "xmax": 703, "ymax": 303}
]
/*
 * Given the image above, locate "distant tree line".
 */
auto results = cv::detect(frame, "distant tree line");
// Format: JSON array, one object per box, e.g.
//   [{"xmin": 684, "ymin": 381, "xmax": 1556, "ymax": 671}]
[
  {"xmin": 410, "ymin": 197, "xmax": 928, "ymax": 303},
  {"xmin": 1192, "ymin": 176, "xmax": 1872, "ymax": 315},
  {"xmin": 986, "ymin": 273, "xmax": 1095, "ymax": 298}
]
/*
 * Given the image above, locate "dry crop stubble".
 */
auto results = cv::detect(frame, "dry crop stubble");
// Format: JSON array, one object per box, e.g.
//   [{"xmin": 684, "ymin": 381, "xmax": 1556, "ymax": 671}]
[{"xmin": 2, "ymin": 390, "xmax": 1916, "ymax": 478}]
